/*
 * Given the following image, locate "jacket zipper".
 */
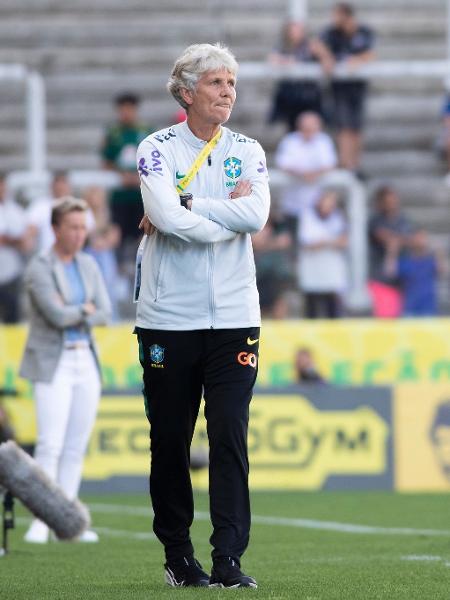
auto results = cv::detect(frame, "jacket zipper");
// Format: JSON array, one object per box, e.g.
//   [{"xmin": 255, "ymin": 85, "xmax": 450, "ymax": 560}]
[{"xmin": 208, "ymin": 243, "xmax": 215, "ymax": 328}]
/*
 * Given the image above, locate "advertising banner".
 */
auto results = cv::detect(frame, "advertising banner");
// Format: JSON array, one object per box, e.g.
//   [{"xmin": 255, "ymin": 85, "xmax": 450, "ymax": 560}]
[
  {"xmin": 1, "ymin": 323, "xmax": 450, "ymax": 491},
  {"xmin": 395, "ymin": 383, "xmax": 450, "ymax": 491},
  {"xmin": 80, "ymin": 386, "xmax": 392, "ymax": 491},
  {"xmin": 4, "ymin": 320, "xmax": 450, "ymax": 394}
]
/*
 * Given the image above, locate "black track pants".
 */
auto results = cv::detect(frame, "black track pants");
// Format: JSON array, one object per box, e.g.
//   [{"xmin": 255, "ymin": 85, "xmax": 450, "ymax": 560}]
[{"xmin": 136, "ymin": 327, "xmax": 259, "ymax": 563}]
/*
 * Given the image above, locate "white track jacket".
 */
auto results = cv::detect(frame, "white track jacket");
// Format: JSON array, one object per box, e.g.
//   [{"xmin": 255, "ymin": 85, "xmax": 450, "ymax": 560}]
[{"xmin": 135, "ymin": 121, "xmax": 270, "ymax": 330}]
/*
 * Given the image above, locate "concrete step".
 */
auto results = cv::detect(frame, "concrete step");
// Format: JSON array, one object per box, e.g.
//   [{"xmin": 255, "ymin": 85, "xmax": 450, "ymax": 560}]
[
  {"xmin": 0, "ymin": 12, "xmax": 444, "ymax": 46},
  {"xmin": 367, "ymin": 95, "xmax": 443, "ymax": 123},
  {"xmin": 404, "ymin": 205, "xmax": 450, "ymax": 233},
  {"xmin": 0, "ymin": 0, "xmax": 443, "ymax": 17},
  {"xmin": 361, "ymin": 149, "xmax": 441, "ymax": 177},
  {"xmin": 0, "ymin": 42, "xmax": 446, "ymax": 73}
]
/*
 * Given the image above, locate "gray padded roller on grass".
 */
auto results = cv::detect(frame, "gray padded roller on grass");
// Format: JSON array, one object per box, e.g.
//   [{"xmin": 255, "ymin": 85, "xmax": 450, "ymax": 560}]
[{"xmin": 0, "ymin": 440, "xmax": 90, "ymax": 540}]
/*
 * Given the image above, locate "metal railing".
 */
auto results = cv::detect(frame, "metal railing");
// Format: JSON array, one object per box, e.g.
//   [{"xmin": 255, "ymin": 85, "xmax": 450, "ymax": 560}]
[
  {"xmin": 238, "ymin": 60, "xmax": 450, "ymax": 83},
  {"xmin": 0, "ymin": 64, "xmax": 47, "ymax": 200}
]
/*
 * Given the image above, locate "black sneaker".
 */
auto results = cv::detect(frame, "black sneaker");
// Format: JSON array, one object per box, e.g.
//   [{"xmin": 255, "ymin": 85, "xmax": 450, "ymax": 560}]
[
  {"xmin": 209, "ymin": 556, "xmax": 257, "ymax": 589},
  {"xmin": 164, "ymin": 556, "xmax": 210, "ymax": 587}
]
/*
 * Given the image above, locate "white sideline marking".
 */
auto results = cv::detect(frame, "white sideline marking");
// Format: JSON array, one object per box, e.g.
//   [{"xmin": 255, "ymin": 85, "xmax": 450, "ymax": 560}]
[
  {"xmin": 401, "ymin": 555, "xmax": 442, "ymax": 562},
  {"xmin": 16, "ymin": 517, "xmax": 156, "ymax": 542},
  {"xmin": 88, "ymin": 503, "xmax": 450, "ymax": 537},
  {"xmin": 94, "ymin": 526, "xmax": 156, "ymax": 541},
  {"xmin": 402, "ymin": 555, "xmax": 450, "ymax": 567}
]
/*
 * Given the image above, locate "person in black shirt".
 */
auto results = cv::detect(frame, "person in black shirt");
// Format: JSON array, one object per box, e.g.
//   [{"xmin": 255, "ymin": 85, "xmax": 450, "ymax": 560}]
[
  {"xmin": 321, "ymin": 3, "xmax": 375, "ymax": 172},
  {"xmin": 268, "ymin": 20, "xmax": 333, "ymax": 131}
]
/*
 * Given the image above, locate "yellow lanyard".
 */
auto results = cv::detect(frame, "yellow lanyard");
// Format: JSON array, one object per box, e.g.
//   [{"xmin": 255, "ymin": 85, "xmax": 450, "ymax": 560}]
[{"xmin": 176, "ymin": 128, "xmax": 222, "ymax": 193}]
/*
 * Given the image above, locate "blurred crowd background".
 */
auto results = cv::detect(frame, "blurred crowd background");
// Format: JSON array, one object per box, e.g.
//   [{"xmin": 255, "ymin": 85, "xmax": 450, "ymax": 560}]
[{"xmin": 1, "ymin": 0, "xmax": 450, "ymax": 324}]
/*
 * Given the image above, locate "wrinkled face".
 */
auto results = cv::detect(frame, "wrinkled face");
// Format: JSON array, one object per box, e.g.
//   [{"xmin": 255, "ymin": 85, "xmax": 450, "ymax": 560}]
[
  {"xmin": 53, "ymin": 210, "xmax": 87, "ymax": 255},
  {"xmin": 182, "ymin": 68, "xmax": 236, "ymax": 126}
]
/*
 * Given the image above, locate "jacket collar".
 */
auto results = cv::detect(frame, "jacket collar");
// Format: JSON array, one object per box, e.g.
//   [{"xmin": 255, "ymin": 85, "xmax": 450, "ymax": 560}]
[
  {"xmin": 44, "ymin": 248, "xmax": 91, "ymax": 303},
  {"xmin": 178, "ymin": 120, "xmax": 226, "ymax": 151}
]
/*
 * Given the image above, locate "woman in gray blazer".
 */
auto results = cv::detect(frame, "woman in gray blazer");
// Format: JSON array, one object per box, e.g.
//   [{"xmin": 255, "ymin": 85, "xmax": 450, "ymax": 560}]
[{"xmin": 20, "ymin": 196, "xmax": 112, "ymax": 544}]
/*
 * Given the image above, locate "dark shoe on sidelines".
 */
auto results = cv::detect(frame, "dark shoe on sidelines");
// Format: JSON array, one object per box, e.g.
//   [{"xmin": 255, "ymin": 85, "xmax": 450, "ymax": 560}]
[
  {"xmin": 164, "ymin": 556, "xmax": 210, "ymax": 587},
  {"xmin": 209, "ymin": 556, "xmax": 257, "ymax": 589}
]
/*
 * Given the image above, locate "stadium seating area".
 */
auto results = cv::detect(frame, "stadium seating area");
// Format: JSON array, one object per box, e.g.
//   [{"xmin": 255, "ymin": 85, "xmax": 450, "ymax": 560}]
[{"xmin": 0, "ymin": 0, "xmax": 450, "ymax": 315}]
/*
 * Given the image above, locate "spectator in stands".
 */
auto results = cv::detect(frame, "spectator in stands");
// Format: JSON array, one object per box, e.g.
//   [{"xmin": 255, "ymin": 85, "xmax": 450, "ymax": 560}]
[
  {"xmin": 321, "ymin": 2, "xmax": 375, "ymax": 173},
  {"xmin": 294, "ymin": 348, "xmax": 325, "ymax": 383},
  {"xmin": 275, "ymin": 111, "xmax": 337, "ymax": 237},
  {"xmin": 368, "ymin": 185, "xmax": 414, "ymax": 283},
  {"xmin": 298, "ymin": 188, "xmax": 348, "ymax": 318},
  {"xmin": 268, "ymin": 20, "xmax": 334, "ymax": 131},
  {"xmin": 27, "ymin": 172, "xmax": 96, "ymax": 253},
  {"xmin": 0, "ymin": 174, "xmax": 31, "ymax": 323},
  {"xmin": 101, "ymin": 92, "xmax": 151, "ymax": 258},
  {"xmin": 251, "ymin": 208, "xmax": 294, "ymax": 318},
  {"xmin": 83, "ymin": 186, "xmax": 121, "ymax": 320},
  {"xmin": 368, "ymin": 185, "xmax": 414, "ymax": 318},
  {"xmin": 384, "ymin": 227, "xmax": 445, "ymax": 317},
  {"xmin": 438, "ymin": 94, "xmax": 450, "ymax": 179}
]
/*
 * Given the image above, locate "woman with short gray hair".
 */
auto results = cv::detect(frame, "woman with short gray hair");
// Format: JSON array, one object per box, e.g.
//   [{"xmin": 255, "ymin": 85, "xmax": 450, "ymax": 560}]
[
  {"xmin": 136, "ymin": 42, "xmax": 270, "ymax": 588},
  {"xmin": 20, "ymin": 196, "xmax": 111, "ymax": 543},
  {"xmin": 167, "ymin": 43, "xmax": 239, "ymax": 109}
]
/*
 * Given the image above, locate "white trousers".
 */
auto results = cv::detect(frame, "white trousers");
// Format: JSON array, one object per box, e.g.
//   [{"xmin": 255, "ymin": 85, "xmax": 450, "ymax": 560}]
[{"xmin": 33, "ymin": 347, "xmax": 101, "ymax": 500}]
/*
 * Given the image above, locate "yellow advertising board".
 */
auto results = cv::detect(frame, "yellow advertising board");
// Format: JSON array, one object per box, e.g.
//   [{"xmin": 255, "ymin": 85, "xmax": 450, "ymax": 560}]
[
  {"xmin": 4, "ymin": 320, "xmax": 450, "ymax": 394},
  {"xmin": 394, "ymin": 383, "xmax": 450, "ymax": 492},
  {"xmin": 2, "ymin": 322, "xmax": 450, "ymax": 491},
  {"xmin": 191, "ymin": 392, "xmax": 390, "ymax": 490},
  {"xmin": 81, "ymin": 387, "xmax": 392, "ymax": 490},
  {"xmin": 259, "ymin": 319, "xmax": 450, "ymax": 387}
]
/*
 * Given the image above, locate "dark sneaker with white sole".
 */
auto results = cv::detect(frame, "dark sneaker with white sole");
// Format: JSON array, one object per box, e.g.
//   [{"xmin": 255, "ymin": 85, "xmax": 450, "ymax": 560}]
[
  {"xmin": 164, "ymin": 556, "xmax": 210, "ymax": 587},
  {"xmin": 209, "ymin": 556, "xmax": 257, "ymax": 589}
]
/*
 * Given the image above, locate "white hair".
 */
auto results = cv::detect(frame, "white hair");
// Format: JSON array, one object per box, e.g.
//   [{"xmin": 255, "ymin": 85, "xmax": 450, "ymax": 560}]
[{"xmin": 167, "ymin": 43, "xmax": 238, "ymax": 109}]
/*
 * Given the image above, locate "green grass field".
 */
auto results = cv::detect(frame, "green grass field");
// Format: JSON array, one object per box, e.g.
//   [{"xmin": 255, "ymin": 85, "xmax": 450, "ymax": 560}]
[{"xmin": 1, "ymin": 491, "xmax": 450, "ymax": 599}]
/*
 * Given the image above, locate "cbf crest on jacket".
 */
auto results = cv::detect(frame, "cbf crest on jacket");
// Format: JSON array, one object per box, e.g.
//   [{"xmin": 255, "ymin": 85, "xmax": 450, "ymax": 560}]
[{"xmin": 135, "ymin": 121, "xmax": 270, "ymax": 330}]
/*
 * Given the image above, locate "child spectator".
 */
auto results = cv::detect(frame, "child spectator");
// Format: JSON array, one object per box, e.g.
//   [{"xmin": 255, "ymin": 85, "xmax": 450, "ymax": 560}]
[
  {"xmin": 298, "ymin": 188, "xmax": 348, "ymax": 318},
  {"xmin": 384, "ymin": 228, "xmax": 445, "ymax": 317}
]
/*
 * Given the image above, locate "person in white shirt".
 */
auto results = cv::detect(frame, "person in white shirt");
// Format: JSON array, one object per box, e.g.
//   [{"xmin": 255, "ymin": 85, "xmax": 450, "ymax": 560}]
[
  {"xmin": 27, "ymin": 172, "xmax": 95, "ymax": 253},
  {"xmin": 275, "ymin": 111, "xmax": 337, "ymax": 236},
  {"xmin": 298, "ymin": 188, "xmax": 348, "ymax": 317},
  {"xmin": 0, "ymin": 174, "xmax": 30, "ymax": 323}
]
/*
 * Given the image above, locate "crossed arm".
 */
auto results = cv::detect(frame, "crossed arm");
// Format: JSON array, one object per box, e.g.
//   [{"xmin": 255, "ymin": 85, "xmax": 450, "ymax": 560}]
[{"xmin": 137, "ymin": 140, "xmax": 270, "ymax": 243}]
